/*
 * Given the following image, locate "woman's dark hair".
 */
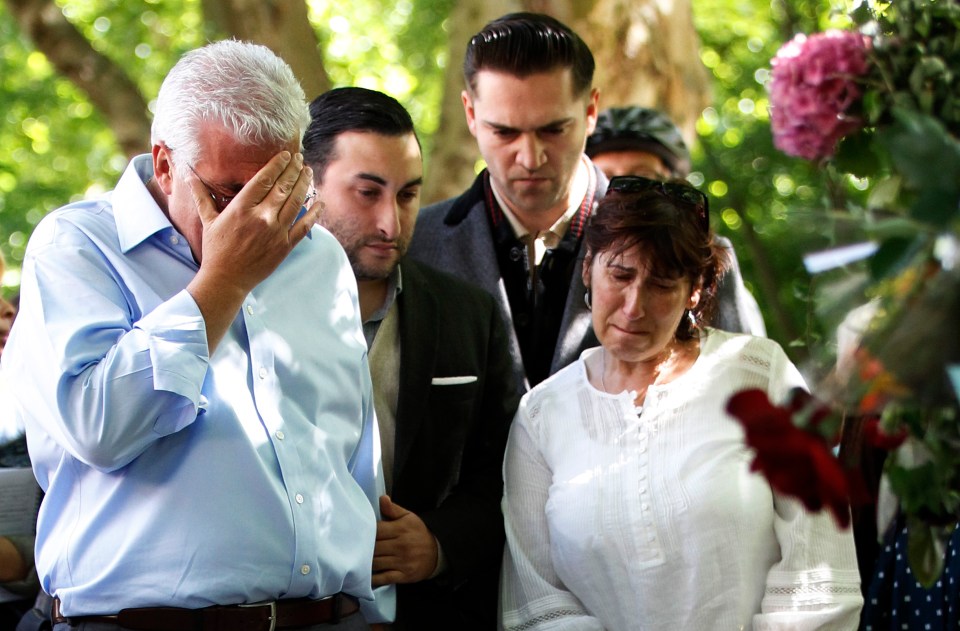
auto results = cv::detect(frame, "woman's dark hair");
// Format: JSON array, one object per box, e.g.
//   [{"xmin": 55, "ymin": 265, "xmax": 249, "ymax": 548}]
[
  {"xmin": 463, "ymin": 12, "xmax": 595, "ymax": 96},
  {"xmin": 585, "ymin": 183, "xmax": 729, "ymax": 340}
]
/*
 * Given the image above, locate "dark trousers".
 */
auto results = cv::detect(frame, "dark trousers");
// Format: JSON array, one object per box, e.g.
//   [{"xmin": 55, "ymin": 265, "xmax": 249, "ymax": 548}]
[{"xmin": 52, "ymin": 610, "xmax": 370, "ymax": 631}]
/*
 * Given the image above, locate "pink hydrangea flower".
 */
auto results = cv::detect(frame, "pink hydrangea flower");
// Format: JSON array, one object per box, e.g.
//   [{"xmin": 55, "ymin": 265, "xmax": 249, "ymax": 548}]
[{"xmin": 769, "ymin": 30, "xmax": 871, "ymax": 161}]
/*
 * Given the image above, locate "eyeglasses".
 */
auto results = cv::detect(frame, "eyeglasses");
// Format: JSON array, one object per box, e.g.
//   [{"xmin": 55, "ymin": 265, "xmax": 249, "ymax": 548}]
[
  {"xmin": 187, "ymin": 164, "xmax": 238, "ymax": 211},
  {"xmin": 607, "ymin": 175, "xmax": 709, "ymax": 232},
  {"xmin": 185, "ymin": 164, "xmax": 317, "ymax": 215}
]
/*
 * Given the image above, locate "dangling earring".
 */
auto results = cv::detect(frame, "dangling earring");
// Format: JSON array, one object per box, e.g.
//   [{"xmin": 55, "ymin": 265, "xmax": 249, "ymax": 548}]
[
  {"xmin": 686, "ymin": 309, "xmax": 697, "ymax": 328},
  {"xmin": 584, "ymin": 288, "xmax": 592, "ymax": 310}
]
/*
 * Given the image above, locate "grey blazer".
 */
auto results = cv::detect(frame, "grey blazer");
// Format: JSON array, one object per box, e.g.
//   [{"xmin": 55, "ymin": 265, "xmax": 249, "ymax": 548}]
[{"xmin": 408, "ymin": 163, "xmax": 765, "ymax": 392}]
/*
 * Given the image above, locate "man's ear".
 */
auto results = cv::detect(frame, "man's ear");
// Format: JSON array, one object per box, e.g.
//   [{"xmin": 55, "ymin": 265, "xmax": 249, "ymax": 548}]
[
  {"xmin": 462, "ymin": 90, "xmax": 478, "ymax": 138},
  {"xmin": 152, "ymin": 143, "xmax": 174, "ymax": 195},
  {"xmin": 584, "ymin": 88, "xmax": 600, "ymax": 137}
]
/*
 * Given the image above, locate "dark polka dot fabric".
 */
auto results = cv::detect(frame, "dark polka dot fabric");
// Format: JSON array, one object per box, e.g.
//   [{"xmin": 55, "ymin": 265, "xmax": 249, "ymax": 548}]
[{"xmin": 861, "ymin": 518, "xmax": 960, "ymax": 630}]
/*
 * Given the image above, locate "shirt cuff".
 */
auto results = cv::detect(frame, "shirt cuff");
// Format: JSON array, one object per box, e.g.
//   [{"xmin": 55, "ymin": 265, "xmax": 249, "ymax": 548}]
[
  {"xmin": 429, "ymin": 536, "xmax": 447, "ymax": 579},
  {"xmin": 135, "ymin": 289, "xmax": 210, "ymax": 405}
]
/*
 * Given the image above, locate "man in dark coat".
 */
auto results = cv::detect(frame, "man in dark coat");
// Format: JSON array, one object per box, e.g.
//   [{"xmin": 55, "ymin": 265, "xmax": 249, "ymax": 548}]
[{"xmin": 304, "ymin": 87, "xmax": 519, "ymax": 630}]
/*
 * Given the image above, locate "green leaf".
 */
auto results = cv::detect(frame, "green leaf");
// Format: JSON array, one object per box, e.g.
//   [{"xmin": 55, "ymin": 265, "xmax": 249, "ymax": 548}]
[
  {"xmin": 850, "ymin": 3, "xmax": 874, "ymax": 26},
  {"xmin": 915, "ymin": 9, "xmax": 932, "ymax": 38},
  {"xmin": 865, "ymin": 175, "xmax": 902, "ymax": 210},
  {"xmin": 868, "ymin": 216, "xmax": 921, "ymax": 240},
  {"xmin": 906, "ymin": 517, "xmax": 951, "ymax": 588},
  {"xmin": 878, "ymin": 109, "xmax": 960, "ymax": 191},
  {"xmin": 862, "ymin": 90, "xmax": 886, "ymax": 125},
  {"xmin": 909, "ymin": 187, "xmax": 960, "ymax": 227},
  {"xmin": 868, "ymin": 236, "xmax": 920, "ymax": 279},
  {"xmin": 835, "ymin": 131, "xmax": 882, "ymax": 178}
]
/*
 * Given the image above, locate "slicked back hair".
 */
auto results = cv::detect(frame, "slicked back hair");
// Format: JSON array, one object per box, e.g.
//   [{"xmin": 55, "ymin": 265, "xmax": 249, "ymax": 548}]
[
  {"xmin": 303, "ymin": 87, "xmax": 419, "ymax": 182},
  {"xmin": 151, "ymin": 39, "xmax": 309, "ymax": 167},
  {"xmin": 463, "ymin": 12, "xmax": 595, "ymax": 97}
]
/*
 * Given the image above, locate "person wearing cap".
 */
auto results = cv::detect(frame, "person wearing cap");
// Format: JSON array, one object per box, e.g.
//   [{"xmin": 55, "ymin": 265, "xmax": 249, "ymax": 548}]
[
  {"xmin": 586, "ymin": 106, "xmax": 692, "ymax": 179},
  {"xmin": 586, "ymin": 106, "xmax": 766, "ymax": 336}
]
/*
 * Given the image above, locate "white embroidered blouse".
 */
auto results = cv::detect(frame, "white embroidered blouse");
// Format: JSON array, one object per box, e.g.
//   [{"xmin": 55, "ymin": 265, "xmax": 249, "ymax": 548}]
[{"xmin": 500, "ymin": 329, "xmax": 863, "ymax": 631}]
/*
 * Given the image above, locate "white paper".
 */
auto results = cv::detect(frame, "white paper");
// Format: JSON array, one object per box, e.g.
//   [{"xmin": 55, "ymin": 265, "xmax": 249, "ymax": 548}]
[
  {"xmin": 0, "ymin": 467, "xmax": 40, "ymax": 536},
  {"xmin": 803, "ymin": 241, "xmax": 879, "ymax": 274}
]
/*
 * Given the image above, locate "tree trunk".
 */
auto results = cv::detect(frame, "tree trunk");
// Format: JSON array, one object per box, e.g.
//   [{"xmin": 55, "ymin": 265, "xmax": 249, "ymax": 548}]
[
  {"xmin": 423, "ymin": 0, "xmax": 711, "ymax": 204},
  {"xmin": 423, "ymin": 0, "xmax": 517, "ymax": 204},
  {"xmin": 4, "ymin": 0, "xmax": 151, "ymax": 158},
  {"xmin": 560, "ymin": 0, "xmax": 711, "ymax": 143},
  {"xmin": 201, "ymin": 0, "xmax": 330, "ymax": 101}
]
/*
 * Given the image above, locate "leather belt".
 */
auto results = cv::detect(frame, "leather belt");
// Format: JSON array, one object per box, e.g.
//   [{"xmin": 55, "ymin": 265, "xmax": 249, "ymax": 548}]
[{"xmin": 51, "ymin": 594, "xmax": 360, "ymax": 630}]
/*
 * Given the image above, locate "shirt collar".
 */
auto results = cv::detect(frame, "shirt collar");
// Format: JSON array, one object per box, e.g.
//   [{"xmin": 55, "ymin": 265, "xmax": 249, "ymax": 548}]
[
  {"xmin": 113, "ymin": 154, "xmax": 177, "ymax": 253},
  {"xmin": 363, "ymin": 264, "xmax": 403, "ymax": 326}
]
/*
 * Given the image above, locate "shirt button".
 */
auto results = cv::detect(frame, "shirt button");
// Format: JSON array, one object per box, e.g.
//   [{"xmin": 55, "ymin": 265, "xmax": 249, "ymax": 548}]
[
  {"xmin": 295, "ymin": 493, "xmax": 304, "ymax": 504},
  {"xmin": 170, "ymin": 235, "xmax": 180, "ymax": 245},
  {"xmin": 300, "ymin": 564, "xmax": 311, "ymax": 575},
  {"xmin": 246, "ymin": 304, "xmax": 254, "ymax": 315},
  {"xmin": 275, "ymin": 430, "xmax": 285, "ymax": 440},
  {"xmin": 258, "ymin": 367, "xmax": 268, "ymax": 379}
]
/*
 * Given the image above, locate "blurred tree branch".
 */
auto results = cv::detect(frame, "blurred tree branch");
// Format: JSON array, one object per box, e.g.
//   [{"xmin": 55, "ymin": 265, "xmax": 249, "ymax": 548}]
[{"xmin": 4, "ymin": 0, "xmax": 151, "ymax": 157}]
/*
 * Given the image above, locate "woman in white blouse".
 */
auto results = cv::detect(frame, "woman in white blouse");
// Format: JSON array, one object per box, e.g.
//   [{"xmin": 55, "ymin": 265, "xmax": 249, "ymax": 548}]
[{"xmin": 500, "ymin": 176, "xmax": 863, "ymax": 631}]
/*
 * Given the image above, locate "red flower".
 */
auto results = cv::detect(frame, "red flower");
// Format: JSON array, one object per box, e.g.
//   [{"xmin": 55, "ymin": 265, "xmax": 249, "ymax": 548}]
[
  {"xmin": 727, "ymin": 388, "xmax": 852, "ymax": 528},
  {"xmin": 862, "ymin": 415, "xmax": 909, "ymax": 450},
  {"xmin": 855, "ymin": 349, "xmax": 885, "ymax": 382}
]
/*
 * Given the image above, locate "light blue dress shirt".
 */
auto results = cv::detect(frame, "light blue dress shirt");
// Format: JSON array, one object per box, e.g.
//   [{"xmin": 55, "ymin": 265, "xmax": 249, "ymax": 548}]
[{"xmin": 2, "ymin": 155, "xmax": 395, "ymax": 621}]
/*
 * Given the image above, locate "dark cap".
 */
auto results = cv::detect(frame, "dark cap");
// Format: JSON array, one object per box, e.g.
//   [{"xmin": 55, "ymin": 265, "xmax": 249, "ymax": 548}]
[{"xmin": 586, "ymin": 106, "xmax": 691, "ymax": 177}]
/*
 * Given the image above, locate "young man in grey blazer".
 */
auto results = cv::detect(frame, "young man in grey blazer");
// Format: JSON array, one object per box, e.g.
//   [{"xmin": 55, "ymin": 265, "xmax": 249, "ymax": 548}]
[
  {"xmin": 304, "ymin": 87, "xmax": 520, "ymax": 630},
  {"xmin": 409, "ymin": 12, "xmax": 765, "ymax": 392}
]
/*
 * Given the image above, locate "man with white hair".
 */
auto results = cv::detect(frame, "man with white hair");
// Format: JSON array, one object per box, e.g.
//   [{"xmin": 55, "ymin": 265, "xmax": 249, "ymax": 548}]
[{"xmin": 3, "ymin": 40, "xmax": 393, "ymax": 630}]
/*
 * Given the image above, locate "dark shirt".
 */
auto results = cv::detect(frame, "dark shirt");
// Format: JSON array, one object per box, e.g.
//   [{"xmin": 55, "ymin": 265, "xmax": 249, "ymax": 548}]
[{"xmin": 484, "ymin": 173, "xmax": 597, "ymax": 386}]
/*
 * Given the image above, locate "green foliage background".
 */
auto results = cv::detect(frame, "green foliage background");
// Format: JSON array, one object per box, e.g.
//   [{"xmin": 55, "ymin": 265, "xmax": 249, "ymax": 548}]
[
  {"xmin": 0, "ymin": 0, "xmax": 859, "ymax": 355},
  {"xmin": 692, "ymin": 0, "xmax": 867, "ymax": 357}
]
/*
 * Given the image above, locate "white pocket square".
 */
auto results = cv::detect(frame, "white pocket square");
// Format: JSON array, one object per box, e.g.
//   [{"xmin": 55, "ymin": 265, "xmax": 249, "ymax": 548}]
[{"xmin": 431, "ymin": 376, "xmax": 478, "ymax": 385}]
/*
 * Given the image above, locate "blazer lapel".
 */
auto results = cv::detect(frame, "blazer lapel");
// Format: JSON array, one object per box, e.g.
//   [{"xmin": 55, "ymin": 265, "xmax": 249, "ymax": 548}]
[
  {"xmin": 447, "ymin": 207, "xmax": 528, "ymax": 391},
  {"xmin": 551, "ymin": 239, "xmax": 596, "ymax": 374},
  {"xmin": 393, "ymin": 260, "xmax": 439, "ymax": 482},
  {"xmin": 551, "ymin": 163, "xmax": 607, "ymax": 374}
]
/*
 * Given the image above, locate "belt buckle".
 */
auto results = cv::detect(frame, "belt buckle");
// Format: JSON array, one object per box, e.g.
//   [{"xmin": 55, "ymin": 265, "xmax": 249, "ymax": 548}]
[{"xmin": 239, "ymin": 601, "xmax": 277, "ymax": 631}]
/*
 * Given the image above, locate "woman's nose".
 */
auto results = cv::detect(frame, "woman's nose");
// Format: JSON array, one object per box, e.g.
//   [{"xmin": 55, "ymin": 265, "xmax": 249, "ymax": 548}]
[{"xmin": 621, "ymin": 286, "xmax": 644, "ymax": 319}]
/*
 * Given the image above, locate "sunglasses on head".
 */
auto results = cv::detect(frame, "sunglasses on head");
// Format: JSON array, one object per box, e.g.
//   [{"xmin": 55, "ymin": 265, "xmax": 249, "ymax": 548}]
[{"xmin": 607, "ymin": 175, "xmax": 709, "ymax": 232}]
